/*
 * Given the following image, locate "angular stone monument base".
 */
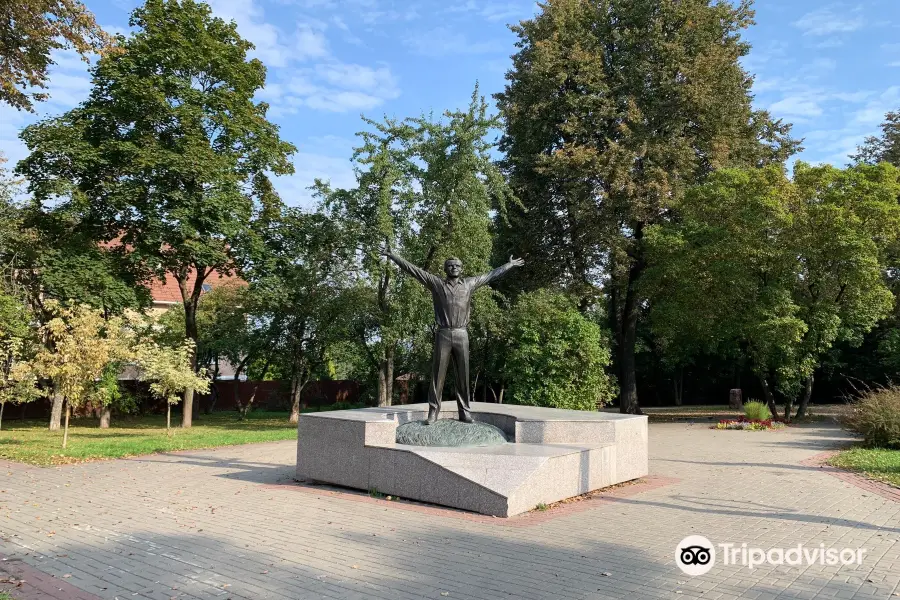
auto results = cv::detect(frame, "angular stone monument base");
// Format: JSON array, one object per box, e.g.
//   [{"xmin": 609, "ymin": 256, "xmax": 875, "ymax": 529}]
[{"xmin": 295, "ymin": 402, "xmax": 648, "ymax": 517}]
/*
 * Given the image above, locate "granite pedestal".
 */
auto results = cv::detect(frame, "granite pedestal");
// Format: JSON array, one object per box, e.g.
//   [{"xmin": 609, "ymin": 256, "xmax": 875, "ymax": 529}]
[{"xmin": 295, "ymin": 402, "xmax": 648, "ymax": 517}]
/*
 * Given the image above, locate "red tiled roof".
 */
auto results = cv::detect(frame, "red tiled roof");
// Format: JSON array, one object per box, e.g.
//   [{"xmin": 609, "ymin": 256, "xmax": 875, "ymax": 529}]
[
  {"xmin": 97, "ymin": 239, "xmax": 245, "ymax": 304},
  {"xmin": 149, "ymin": 270, "xmax": 243, "ymax": 304}
]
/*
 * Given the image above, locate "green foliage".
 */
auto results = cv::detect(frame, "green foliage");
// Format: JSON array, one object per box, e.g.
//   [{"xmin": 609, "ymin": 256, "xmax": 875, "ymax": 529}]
[
  {"xmin": 0, "ymin": 0, "xmax": 112, "ymax": 111},
  {"xmin": 504, "ymin": 290, "xmax": 616, "ymax": 410},
  {"xmin": 27, "ymin": 301, "xmax": 132, "ymax": 411},
  {"xmin": 853, "ymin": 109, "xmax": 900, "ymax": 167},
  {"xmin": 843, "ymin": 387, "xmax": 900, "ymax": 449},
  {"xmin": 645, "ymin": 162, "xmax": 900, "ymax": 405},
  {"xmin": 16, "ymin": 0, "xmax": 296, "ymax": 420},
  {"xmin": 494, "ymin": 0, "xmax": 798, "ymax": 412},
  {"xmin": 135, "ymin": 338, "xmax": 210, "ymax": 407},
  {"xmin": 319, "ymin": 85, "xmax": 513, "ymax": 406},
  {"xmin": 743, "ymin": 401, "xmax": 771, "ymax": 421}
]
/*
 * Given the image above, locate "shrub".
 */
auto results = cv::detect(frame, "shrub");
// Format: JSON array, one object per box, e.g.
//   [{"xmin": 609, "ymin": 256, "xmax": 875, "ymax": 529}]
[
  {"xmin": 503, "ymin": 290, "xmax": 617, "ymax": 410},
  {"xmin": 743, "ymin": 400, "xmax": 771, "ymax": 421},
  {"xmin": 843, "ymin": 386, "xmax": 900, "ymax": 449}
]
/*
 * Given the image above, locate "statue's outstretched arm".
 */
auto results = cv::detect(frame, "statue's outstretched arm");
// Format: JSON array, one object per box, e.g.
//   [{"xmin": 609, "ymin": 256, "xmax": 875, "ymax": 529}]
[
  {"xmin": 470, "ymin": 255, "xmax": 525, "ymax": 289},
  {"xmin": 382, "ymin": 245, "xmax": 440, "ymax": 290}
]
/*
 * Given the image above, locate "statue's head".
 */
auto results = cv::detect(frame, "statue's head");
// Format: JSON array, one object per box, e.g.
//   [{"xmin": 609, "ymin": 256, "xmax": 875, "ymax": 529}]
[{"xmin": 444, "ymin": 257, "xmax": 463, "ymax": 278}]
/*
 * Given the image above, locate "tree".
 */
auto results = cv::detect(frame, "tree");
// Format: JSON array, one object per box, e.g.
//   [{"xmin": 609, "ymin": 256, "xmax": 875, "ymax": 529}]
[
  {"xmin": 645, "ymin": 163, "xmax": 900, "ymax": 419},
  {"xmin": 239, "ymin": 208, "xmax": 349, "ymax": 422},
  {"xmin": 17, "ymin": 0, "xmax": 296, "ymax": 427},
  {"xmin": 504, "ymin": 290, "xmax": 616, "ymax": 410},
  {"xmin": 853, "ymin": 109, "xmax": 900, "ymax": 167},
  {"xmin": 495, "ymin": 0, "xmax": 798, "ymax": 414},
  {"xmin": 27, "ymin": 301, "xmax": 131, "ymax": 447},
  {"xmin": 0, "ymin": 0, "xmax": 113, "ymax": 111},
  {"xmin": 321, "ymin": 86, "xmax": 513, "ymax": 407},
  {"xmin": 0, "ymin": 291, "xmax": 39, "ymax": 430},
  {"xmin": 157, "ymin": 281, "xmax": 250, "ymax": 414},
  {"xmin": 135, "ymin": 339, "xmax": 209, "ymax": 434}
]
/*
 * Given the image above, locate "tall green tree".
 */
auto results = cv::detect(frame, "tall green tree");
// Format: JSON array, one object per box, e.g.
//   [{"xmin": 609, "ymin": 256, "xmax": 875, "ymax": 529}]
[
  {"xmin": 495, "ymin": 0, "xmax": 798, "ymax": 413},
  {"xmin": 321, "ymin": 87, "xmax": 513, "ymax": 406},
  {"xmin": 645, "ymin": 163, "xmax": 900, "ymax": 419},
  {"xmin": 239, "ymin": 208, "xmax": 350, "ymax": 422},
  {"xmin": 17, "ymin": 0, "xmax": 296, "ymax": 427}
]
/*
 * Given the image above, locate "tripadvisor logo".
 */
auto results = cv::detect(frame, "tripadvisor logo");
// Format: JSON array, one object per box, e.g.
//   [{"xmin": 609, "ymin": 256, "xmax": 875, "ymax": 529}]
[
  {"xmin": 676, "ymin": 535, "xmax": 715, "ymax": 576},
  {"xmin": 676, "ymin": 536, "xmax": 868, "ymax": 576}
]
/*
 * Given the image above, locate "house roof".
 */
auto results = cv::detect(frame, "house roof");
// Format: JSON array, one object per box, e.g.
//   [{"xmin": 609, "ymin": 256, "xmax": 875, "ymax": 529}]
[
  {"xmin": 149, "ymin": 270, "xmax": 243, "ymax": 304},
  {"xmin": 97, "ymin": 239, "xmax": 245, "ymax": 305}
]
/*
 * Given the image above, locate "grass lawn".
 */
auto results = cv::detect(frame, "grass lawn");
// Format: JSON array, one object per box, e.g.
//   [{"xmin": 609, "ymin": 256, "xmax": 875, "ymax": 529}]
[
  {"xmin": 0, "ymin": 411, "xmax": 299, "ymax": 466},
  {"xmin": 829, "ymin": 447, "xmax": 900, "ymax": 488}
]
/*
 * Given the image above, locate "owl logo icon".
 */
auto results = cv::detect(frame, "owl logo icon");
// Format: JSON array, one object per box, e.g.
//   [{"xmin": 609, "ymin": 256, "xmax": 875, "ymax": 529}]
[{"xmin": 676, "ymin": 536, "xmax": 716, "ymax": 576}]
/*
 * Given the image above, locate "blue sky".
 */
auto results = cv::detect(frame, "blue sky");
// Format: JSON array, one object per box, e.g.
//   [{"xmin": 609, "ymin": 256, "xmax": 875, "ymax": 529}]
[{"xmin": 1, "ymin": 0, "xmax": 898, "ymax": 208}]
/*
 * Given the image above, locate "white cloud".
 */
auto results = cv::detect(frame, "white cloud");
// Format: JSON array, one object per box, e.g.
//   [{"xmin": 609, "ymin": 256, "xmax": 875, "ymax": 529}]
[
  {"xmin": 314, "ymin": 63, "xmax": 397, "ymax": 94},
  {"xmin": 266, "ymin": 62, "xmax": 400, "ymax": 115},
  {"xmin": 890, "ymin": 61, "xmax": 900, "ymax": 68},
  {"xmin": 295, "ymin": 23, "xmax": 329, "ymax": 60},
  {"xmin": 852, "ymin": 86, "xmax": 900, "ymax": 125},
  {"xmin": 272, "ymin": 149, "xmax": 357, "ymax": 208},
  {"xmin": 446, "ymin": 1, "xmax": 533, "ymax": 23},
  {"xmin": 405, "ymin": 27, "xmax": 503, "ymax": 57},
  {"xmin": 793, "ymin": 6, "xmax": 864, "ymax": 36},
  {"xmin": 769, "ymin": 95, "xmax": 824, "ymax": 119}
]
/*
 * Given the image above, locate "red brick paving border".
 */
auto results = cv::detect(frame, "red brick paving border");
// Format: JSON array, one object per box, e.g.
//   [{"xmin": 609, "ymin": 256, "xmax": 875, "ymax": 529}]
[
  {"xmin": 265, "ymin": 474, "xmax": 681, "ymax": 527},
  {"xmin": 0, "ymin": 555, "xmax": 102, "ymax": 600},
  {"xmin": 801, "ymin": 450, "xmax": 900, "ymax": 503}
]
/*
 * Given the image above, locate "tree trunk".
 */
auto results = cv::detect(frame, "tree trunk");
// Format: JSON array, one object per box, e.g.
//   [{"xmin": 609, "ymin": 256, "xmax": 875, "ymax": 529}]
[
  {"xmin": 206, "ymin": 356, "xmax": 220, "ymax": 415},
  {"xmin": 498, "ymin": 387, "xmax": 505, "ymax": 404},
  {"xmin": 376, "ymin": 361, "xmax": 387, "ymax": 407},
  {"xmin": 783, "ymin": 393, "xmax": 794, "ymax": 424},
  {"xmin": 99, "ymin": 405, "xmax": 111, "ymax": 429},
  {"xmin": 385, "ymin": 345, "xmax": 394, "ymax": 406},
  {"xmin": 62, "ymin": 404, "xmax": 70, "ymax": 449},
  {"xmin": 673, "ymin": 367, "xmax": 683, "ymax": 406},
  {"xmin": 166, "ymin": 404, "xmax": 171, "ymax": 436},
  {"xmin": 729, "ymin": 388, "xmax": 743, "ymax": 410},
  {"xmin": 289, "ymin": 373, "xmax": 310, "ymax": 424},
  {"xmin": 242, "ymin": 355, "xmax": 274, "ymax": 420},
  {"xmin": 0, "ymin": 402, "xmax": 4, "ymax": 431},
  {"xmin": 49, "ymin": 390, "xmax": 64, "ymax": 430},
  {"xmin": 758, "ymin": 374, "xmax": 779, "ymax": 420},
  {"xmin": 618, "ymin": 263, "xmax": 643, "ymax": 414},
  {"xmin": 181, "ymin": 287, "xmax": 200, "ymax": 429},
  {"xmin": 795, "ymin": 374, "xmax": 814, "ymax": 419},
  {"xmin": 21, "ymin": 402, "xmax": 27, "ymax": 420}
]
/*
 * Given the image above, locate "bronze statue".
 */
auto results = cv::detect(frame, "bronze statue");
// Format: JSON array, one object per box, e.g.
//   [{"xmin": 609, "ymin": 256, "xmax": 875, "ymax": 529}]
[{"xmin": 383, "ymin": 245, "xmax": 524, "ymax": 424}]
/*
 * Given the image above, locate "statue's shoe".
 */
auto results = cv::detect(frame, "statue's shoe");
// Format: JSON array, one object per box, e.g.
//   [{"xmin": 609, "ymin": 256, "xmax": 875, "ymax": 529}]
[{"xmin": 459, "ymin": 414, "xmax": 474, "ymax": 424}]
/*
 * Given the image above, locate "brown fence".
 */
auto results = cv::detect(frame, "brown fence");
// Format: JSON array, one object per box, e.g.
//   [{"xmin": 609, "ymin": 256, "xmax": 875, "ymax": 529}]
[
  {"xmin": 197, "ymin": 379, "xmax": 361, "ymax": 412},
  {"xmin": 13, "ymin": 379, "xmax": 362, "ymax": 420}
]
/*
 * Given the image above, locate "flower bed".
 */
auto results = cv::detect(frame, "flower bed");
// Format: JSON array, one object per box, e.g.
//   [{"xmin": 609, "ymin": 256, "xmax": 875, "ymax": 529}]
[{"xmin": 714, "ymin": 418, "xmax": 786, "ymax": 431}]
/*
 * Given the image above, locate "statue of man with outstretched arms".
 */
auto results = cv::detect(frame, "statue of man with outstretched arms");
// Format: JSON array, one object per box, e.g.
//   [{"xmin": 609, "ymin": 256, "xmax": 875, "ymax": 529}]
[{"xmin": 382, "ymin": 245, "xmax": 524, "ymax": 424}]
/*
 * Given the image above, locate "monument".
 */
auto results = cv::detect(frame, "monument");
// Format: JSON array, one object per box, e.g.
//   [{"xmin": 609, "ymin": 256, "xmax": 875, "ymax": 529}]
[
  {"xmin": 382, "ymin": 245, "xmax": 523, "ymax": 424},
  {"xmin": 295, "ymin": 244, "xmax": 649, "ymax": 518}
]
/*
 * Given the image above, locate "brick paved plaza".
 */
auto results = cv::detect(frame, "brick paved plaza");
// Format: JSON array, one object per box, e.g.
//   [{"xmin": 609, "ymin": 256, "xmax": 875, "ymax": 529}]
[{"xmin": 1, "ymin": 422, "xmax": 898, "ymax": 600}]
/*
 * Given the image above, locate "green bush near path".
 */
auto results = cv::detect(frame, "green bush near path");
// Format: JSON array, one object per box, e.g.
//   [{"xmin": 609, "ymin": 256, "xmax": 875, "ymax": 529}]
[
  {"xmin": 829, "ymin": 448, "xmax": 900, "ymax": 488},
  {"xmin": 0, "ymin": 411, "xmax": 299, "ymax": 466}
]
